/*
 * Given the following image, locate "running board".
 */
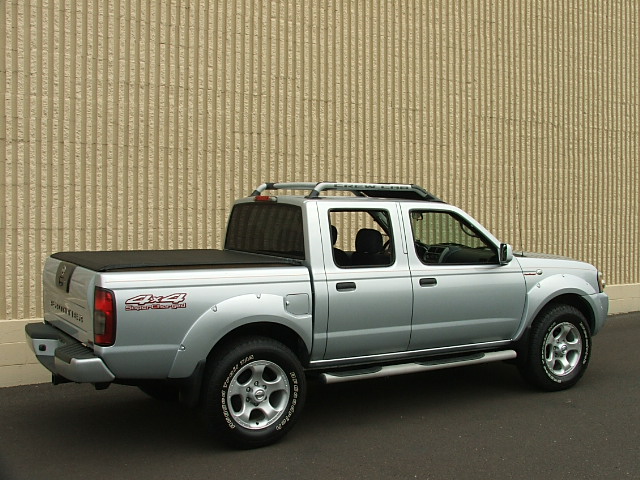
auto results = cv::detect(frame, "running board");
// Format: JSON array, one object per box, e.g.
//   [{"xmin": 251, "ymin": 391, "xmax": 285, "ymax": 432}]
[{"xmin": 319, "ymin": 350, "xmax": 517, "ymax": 385}]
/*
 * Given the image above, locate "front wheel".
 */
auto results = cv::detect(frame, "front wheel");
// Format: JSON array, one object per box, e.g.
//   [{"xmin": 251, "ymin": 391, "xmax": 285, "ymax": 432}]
[
  {"xmin": 519, "ymin": 304, "xmax": 592, "ymax": 391},
  {"xmin": 201, "ymin": 337, "xmax": 306, "ymax": 449}
]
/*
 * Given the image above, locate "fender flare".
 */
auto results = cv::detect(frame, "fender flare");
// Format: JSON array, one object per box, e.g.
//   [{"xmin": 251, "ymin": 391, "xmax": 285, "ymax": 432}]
[
  {"xmin": 514, "ymin": 273, "xmax": 599, "ymax": 340},
  {"xmin": 167, "ymin": 293, "xmax": 312, "ymax": 378}
]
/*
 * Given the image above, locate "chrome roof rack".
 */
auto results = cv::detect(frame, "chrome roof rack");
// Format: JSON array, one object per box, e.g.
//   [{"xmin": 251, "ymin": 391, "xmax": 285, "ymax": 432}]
[{"xmin": 250, "ymin": 182, "xmax": 444, "ymax": 202}]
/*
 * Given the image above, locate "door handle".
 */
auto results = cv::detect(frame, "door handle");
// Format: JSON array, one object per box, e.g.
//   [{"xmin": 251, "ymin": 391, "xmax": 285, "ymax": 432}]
[
  {"xmin": 336, "ymin": 282, "xmax": 357, "ymax": 292},
  {"xmin": 419, "ymin": 277, "xmax": 437, "ymax": 287}
]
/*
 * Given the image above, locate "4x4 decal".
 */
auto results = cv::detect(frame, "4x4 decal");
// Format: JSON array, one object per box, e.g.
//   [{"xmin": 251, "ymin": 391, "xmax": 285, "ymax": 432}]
[{"xmin": 125, "ymin": 293, "xmax": 187, "ymax": 311}]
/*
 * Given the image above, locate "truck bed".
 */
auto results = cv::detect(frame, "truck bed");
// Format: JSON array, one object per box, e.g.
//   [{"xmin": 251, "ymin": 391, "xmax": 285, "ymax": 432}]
[{"xmin": 51, "ymin": 249, "xmax": 302, "ymax": 272}]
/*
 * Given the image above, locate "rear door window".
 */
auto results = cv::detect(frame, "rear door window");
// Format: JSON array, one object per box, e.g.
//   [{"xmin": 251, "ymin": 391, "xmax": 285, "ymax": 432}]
[{"xmin": 328, "ymin": 209, "xmax": 394, "ymax": 268}]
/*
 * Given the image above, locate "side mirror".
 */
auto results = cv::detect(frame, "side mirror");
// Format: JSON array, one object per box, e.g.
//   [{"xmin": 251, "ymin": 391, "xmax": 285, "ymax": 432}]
[{"xmin": 499, "ymin": 243, "xmax": 513, "ymax": 265}]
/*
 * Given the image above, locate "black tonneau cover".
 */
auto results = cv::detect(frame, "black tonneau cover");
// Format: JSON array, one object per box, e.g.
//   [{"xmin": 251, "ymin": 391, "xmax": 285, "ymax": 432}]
[{"xmin": 51, "ymin": 249, "xmax": 302, "ymax": 272}]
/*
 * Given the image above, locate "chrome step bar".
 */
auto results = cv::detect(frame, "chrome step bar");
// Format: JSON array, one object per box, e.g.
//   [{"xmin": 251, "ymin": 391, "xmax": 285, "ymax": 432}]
[{"xmin": 320, "ymin": 350, "xmax": 517, "ymax": 385}]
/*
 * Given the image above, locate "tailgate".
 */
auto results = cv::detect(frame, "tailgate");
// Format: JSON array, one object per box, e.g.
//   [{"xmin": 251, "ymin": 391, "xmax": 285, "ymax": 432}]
[{"xmin": 43, "ymin": 256, "xmax": 97, "ymax": 345}]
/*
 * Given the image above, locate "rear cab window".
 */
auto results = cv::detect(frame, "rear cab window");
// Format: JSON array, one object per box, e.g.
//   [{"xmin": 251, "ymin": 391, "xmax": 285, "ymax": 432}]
[{"xmin": 225, "ymin": 202, "xmax": 306, "ymax": 260}]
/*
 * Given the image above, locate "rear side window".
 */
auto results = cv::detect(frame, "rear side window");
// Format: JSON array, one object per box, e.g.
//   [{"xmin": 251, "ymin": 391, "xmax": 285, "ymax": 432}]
[
  {"xmin": 225, "ymin": 203, "xmax": 305, "ymax": 260},
  {"xmin": 329, "ymin": 209, "xmax": 394, "ymax": 268}
]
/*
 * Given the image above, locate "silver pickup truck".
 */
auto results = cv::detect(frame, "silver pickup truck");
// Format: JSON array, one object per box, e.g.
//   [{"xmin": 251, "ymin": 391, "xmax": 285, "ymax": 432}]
[{"xmin": 26, "ymin": 182, "xmax": 608, "ymax": 448}]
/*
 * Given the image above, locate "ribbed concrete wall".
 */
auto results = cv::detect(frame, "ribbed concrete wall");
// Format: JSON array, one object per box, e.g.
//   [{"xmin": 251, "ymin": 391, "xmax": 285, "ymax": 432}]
[{"xmin": 1, "ymin": 1, "xmax": 638, "ymax": 386}]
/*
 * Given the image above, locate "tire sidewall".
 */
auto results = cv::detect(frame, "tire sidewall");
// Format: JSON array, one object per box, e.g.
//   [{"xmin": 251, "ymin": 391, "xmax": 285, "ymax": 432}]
[{"xmin": 203, "ymin": 338, "xmax": 306, "ymax": 448}]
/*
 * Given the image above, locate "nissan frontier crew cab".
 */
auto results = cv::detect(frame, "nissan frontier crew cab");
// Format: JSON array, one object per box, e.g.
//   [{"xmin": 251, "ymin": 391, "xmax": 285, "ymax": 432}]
[{"xmin": 26, "ymin": 182, "xmax": 609, "ymax": 448}]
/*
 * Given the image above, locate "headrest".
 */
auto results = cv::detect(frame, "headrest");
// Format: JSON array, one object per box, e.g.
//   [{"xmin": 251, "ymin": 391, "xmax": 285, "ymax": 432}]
[
  {"xmin": 355, "ymin": 229, "xmax": 383, "ymax": 253},
  {"xmin": 330, "ymin": 225, "xmax": 338, "ymax": 245}
]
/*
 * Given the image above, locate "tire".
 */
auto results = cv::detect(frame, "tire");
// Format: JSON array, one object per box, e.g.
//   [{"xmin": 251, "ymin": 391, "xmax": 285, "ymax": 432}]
[
  {"xmin": 201, "ymin": 337, "xmax": 306, "ymax": 449},
  {"xmin": 519, "ymin": 304, "xmax": 591, "ymax": 391}
]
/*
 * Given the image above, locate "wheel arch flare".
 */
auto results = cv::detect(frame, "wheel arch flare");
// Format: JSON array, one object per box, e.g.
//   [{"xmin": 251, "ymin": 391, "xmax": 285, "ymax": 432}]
[
  {"xmin": 168, "ymin": 293, "xmax": 313, "ymax": 379},
  {"xmin": 516, "ymin": 273, "xmax": 602, "ymax": 340}
]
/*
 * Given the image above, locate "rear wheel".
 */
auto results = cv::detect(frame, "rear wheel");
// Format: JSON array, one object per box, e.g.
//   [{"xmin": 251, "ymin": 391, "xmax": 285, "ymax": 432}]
[
  {"xmin": 519, "ymin": 304, "xmax": 591, "ymax": 391},
  {"xmin": 201, "ymin": 337, "xmax": 306, "ymax": 448}
]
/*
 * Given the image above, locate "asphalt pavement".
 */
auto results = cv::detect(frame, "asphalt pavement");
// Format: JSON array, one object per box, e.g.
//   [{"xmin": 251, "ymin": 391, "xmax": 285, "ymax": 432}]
[{"xmin": 1, "ymin": 312, "xmax": 638, "ymax": 480}]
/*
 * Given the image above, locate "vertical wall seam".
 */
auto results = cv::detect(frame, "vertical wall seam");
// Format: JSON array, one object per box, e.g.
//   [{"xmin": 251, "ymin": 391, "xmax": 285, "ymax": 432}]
[
  {"xmin": 1, "ymin": 0, "xmax": 9, "ymax": 317},
  {"xmin": 10, "ymin": 0, "xmax": 19, "ymax": 318}
]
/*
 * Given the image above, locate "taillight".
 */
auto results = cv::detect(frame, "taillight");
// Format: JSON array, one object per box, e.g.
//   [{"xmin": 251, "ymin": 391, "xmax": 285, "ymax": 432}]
[{"xmin": 94, "ymin": 287, "xmax": 117, "ymax": 346}]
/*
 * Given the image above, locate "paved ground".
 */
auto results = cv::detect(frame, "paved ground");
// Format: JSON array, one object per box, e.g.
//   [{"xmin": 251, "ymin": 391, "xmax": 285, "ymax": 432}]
[{"xmin": 1, "ymin": 313, "xmax": 638, "ymax": 480}]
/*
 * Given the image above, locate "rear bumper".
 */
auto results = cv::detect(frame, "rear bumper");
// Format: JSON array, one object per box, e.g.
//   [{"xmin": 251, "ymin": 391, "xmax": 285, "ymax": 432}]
[{"xmin": 25, "ymin": 323, "xmax": 115, "ymax": 384}]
